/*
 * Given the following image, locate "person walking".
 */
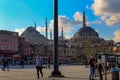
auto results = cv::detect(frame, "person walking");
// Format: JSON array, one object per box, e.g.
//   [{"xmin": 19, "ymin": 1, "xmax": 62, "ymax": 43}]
[
  {"xmin": 1, "ymin": 57, "xmax": 9, "ymax": 71},
  {"xmin": 1, "ymin": 58, "xmax": 6, "ymax": 71},
  {"xmin": 85, "ymin": 60, "xmax": 88, "ymax": 68},
  {"xmin": 47, "ymin": 57, "xmax": 51, "ymax": 68},
  {"xmin": 89, "ymin": 55, "xmax": 96, "ymax": 80},
  {"xmin": 35, "ymin": 54, "xmax": 43, "ymax": 79},
  {"xmin": 20, "ymin": 59, "xmax": 24, "ymax": 68},
  {"xmin": 97, "ymin": 55, "xmax": 103, "ymax": 80}
]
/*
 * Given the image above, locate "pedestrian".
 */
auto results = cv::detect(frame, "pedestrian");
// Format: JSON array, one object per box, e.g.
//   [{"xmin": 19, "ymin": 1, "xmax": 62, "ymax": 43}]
[
  {"xmin": 88, "ymin": 55, "xmax": 96, "ymax": 80},
  {"xmin": 48, "ymin": 57, "xmax": 50, "ymax": 68},
  {"xmin": 85, "ymin": 60, "xmax": 88, "ymax": 68},
  {"xmin": 97, "ymin": 55, "xmax": 103, "ymax": 80},
  {"xmin": 1, "ymin": 57, "xmax": 9, "ymax": 71},
  {"xmin": 35, "ymin": 54, "xmax": 43, "ymax": 79},
  {"xmin": 1, "ymin": 58, "xmax": 5, "ymax": 71},
  {"xmin": 20, "ymin": 59, "xmax": 24, "ymax": 68}
]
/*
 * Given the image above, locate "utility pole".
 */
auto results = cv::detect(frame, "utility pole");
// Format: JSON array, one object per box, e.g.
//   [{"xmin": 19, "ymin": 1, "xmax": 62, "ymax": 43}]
[{"xmin": 50, "ymin": 0, "xmax": 64, "ymax": 77}]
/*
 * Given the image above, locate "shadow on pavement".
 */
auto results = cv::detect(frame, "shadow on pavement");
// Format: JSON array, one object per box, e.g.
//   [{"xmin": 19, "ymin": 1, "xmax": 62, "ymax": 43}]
[
  {"xmin": 65, "ymin": 77, "xmax": 88, "ymax": 80},
  {"xmin": 65, "ymin": 77, "xmax": 100, "ymax": 80},
  {"xmin": 0, "ymin": 76, "xmax": 8, "ymax": 77}
]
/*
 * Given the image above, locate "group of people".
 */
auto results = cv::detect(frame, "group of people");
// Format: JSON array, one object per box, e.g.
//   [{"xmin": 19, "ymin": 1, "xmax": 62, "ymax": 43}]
[
  {"xmin": 35, "ymin": 54, "xmax": 104, "ymax": 80},
  {"xmin": 0, "ymin": 54, "xmax": 46, "ymax": 79},
  {"xmin": 88, "ymin": 55, "xmax": 103, "ymax": 80},
  {"xmin": 0, "ymin": 54, "xmax": 50, "ymax": 79},
  {"xmin": 35, "ymin": 54, "xmax": 120, "ymax": 80},
  {"xmin": 0, "ymin": 54, "xmax": 110, "ymax": 80}
]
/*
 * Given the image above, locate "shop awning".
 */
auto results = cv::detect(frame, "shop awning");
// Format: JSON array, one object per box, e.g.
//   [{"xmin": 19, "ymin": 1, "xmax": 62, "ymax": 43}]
[{"xmin": 13, "ymin": 54, "xmax": 22, "ymax": 59}]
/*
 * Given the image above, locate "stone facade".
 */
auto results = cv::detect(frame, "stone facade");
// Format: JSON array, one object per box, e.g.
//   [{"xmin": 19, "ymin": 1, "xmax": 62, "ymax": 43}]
[{"xmin": 0, "ymin": 30, "xmax": 31, "ymax": 57}]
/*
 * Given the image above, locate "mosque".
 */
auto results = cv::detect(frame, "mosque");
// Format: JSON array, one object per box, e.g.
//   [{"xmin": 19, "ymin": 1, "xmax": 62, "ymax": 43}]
[
  {"xmin": 20, "ymin": 11, "xmax": 114, "ymax": 61},
  {"xmin": 0, "ymin": 10, "xmax": 115, "ymax": 64}
]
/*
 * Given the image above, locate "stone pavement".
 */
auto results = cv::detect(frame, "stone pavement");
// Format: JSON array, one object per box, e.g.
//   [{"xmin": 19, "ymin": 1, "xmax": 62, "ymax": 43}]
[{"xmin": 0, "ymin": 65, "xmax": 113, "ymax": 80}]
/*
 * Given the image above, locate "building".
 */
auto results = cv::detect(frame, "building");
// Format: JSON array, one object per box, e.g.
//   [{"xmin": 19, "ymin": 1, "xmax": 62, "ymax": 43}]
[
  {"xmin": 0, "ymin": 30, "xmax": 19, "ymax": 57},
  {"xmin": 18, "ymin": 37, "xmax": 31, "ymax": 56},
  {"xmin": 57, "ymin": 11, "xmax": 114, "ymax": 60},
  {"xmin": 113, "ymin": 42, "xmax": 120, "ymax": 53},
  {"xmin": 0, "ymin": 30, "xmax": 31, "ymax": 58},
  {"xmin": 0, "ymin": 11, "xmax": 114, "ymax": 63}
]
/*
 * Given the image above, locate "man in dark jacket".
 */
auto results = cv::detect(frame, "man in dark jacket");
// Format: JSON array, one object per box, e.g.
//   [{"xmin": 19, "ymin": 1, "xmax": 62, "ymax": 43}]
[
  {"xmin": 89, "ymin": 55, "xmax": 96, "ymax": 80},
  {"xmin": 1, "ymin": 57, "xmax": 9, "ymax": 71}
]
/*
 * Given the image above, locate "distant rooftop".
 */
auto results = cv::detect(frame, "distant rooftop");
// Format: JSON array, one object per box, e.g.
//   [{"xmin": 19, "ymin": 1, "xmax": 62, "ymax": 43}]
[{"xmin": 0, "ymin": 30, "xmax": 18, "ymax": 36}]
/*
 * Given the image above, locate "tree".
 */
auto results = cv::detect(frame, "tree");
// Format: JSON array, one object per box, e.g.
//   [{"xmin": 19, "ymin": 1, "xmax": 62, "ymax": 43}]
[{"xmin": 83, "ymin": 35, "xmax": 92, "ymax": 58}]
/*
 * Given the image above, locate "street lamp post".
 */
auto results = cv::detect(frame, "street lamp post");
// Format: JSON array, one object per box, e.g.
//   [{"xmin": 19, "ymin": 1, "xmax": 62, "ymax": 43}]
[{"xmin": 50, "ymin": 0, "xmax": 64, "ymax": 77}]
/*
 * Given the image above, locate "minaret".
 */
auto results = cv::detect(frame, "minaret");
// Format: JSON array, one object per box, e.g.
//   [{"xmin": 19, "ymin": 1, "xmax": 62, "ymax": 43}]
[
  {"xmin": 50, "ymin": 29, "xmax": 52, "ymax": 40},
  {"xmin": 45, "ymin": 18, "xmax": 48, "ymax": 38},
  {"xmin": 82, "ymin": 10, "xmax": 87, "ymax": 27},
  {"xmin": 61, "ymin": 26, "xmax": 63, "ymax": 40},
  {"xmin": 34, "ymin": 22, "xmax": 36, "ymax": 29}
]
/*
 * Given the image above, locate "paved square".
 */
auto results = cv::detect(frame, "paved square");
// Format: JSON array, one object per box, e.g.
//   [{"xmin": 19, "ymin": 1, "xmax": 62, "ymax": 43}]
[{"xmin": 0, "ymin": 65, "xmax": 112, "ymax": 80}]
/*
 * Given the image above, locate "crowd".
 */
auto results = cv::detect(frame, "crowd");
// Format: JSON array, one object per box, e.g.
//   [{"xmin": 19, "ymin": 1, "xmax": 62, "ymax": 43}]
[{"xmin": 0, "ymin": 54, "xmax": 120, "ymax": 80}]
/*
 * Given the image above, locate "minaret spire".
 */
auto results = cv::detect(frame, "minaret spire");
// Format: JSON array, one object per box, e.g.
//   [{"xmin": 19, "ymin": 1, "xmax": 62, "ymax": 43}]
[
  {"xmin": 61, "ymin": 26, "xmax": 63, "ymax": 40},
  {"xmin": 45, "ymin": 18, "xmax": 48, "ymax": 38},
  {"xmin": 83, "ymin": 10, "xmax": 87, "ymax": 27},
  {"xmin": 50, "ymin": 29, "xmax": 52, "ymax": 40},
  {"xmin": 34, "ymin": 22, "xmax": 36, "ymax": 29}
]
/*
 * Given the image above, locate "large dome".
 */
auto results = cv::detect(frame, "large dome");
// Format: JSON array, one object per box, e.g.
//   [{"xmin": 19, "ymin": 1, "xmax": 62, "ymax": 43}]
[
  {"xmin": 69, "ymin": 11, "xmax": 103, "ymax": 47},
  {"xmin": 21, "ymin": 26, "xmax": 48, "ymax": 44},
  {"xmin": 74, "ymin": 26, "xmax": 98, "ymax": 37}
]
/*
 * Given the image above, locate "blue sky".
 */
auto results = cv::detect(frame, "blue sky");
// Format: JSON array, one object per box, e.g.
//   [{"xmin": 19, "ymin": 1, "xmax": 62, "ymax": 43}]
[{"xmin": 0, "ymin": 0, "xmax": 120, "ymax": 42}]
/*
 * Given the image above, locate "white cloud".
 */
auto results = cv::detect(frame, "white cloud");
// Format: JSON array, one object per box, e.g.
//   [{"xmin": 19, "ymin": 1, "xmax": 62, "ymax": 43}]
[
  {"xmin": 88, "ymin": 20, "xmax": 102, "ymax": 25},
  {"xmin": 113, "ymin": 30, "xmax": 120, "ymax": 42},
  {"xmin": 86, "ymin": 5, "xmax": 91, "ymax": 9},
  {"xmin": 15, "ymin": 26, "xmax": 46, "ymax": 35},
  {"xmin": 106, "ymin": 15, "xmax": 120, "ymax": 26},
  {"xmin": 92, "ymin": 0, "xmax": 120, "ymax": 26},
  {"xmin": 65, "ymin": 34, "xmax": 72, "ymax": 39},
  {"xmin": 95, "ymin": 29, "xmax": 99, "ymax": 33},
  {"xmin": 36, "ymin": 26, "xmax": 45, "ymax": 33},
  {"xmin": 86, "ymin": 6, "xmax": 89, "ymax": 9},
  {"xmin": 50, "ymin": 15, "xmax": 77, "ymax": 33},
  {"xmin": 73, "ymin": 11, "xmax": 83, "ymax": 22},
  {"xmin": 50, "ymin": 12, "xmax": 102, "ymax": 34},
  {"xmin": 49, "ymin": 15, "xmax": 82, "ymax": 39},
  {"xmin": 102, "ymin": 37, "xmax": 111, "ymax": 41},
  {"xmin": 15, "ymin": 11, "xmax": 103, "ymax": 39},
  {"xmin": 15, "ymin": 28, "xmax": 25, "ymax": 35},
  {"xmin": 100, "ymin": 16, "xmax": 107, "ymax": 21},
  {"xmin": 73, "ymin": 11, "xmax": 102, "ymax": 26},
  {"xmin": 49, "ymin": 20, "xmax": 54, "ymax": 31}
]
